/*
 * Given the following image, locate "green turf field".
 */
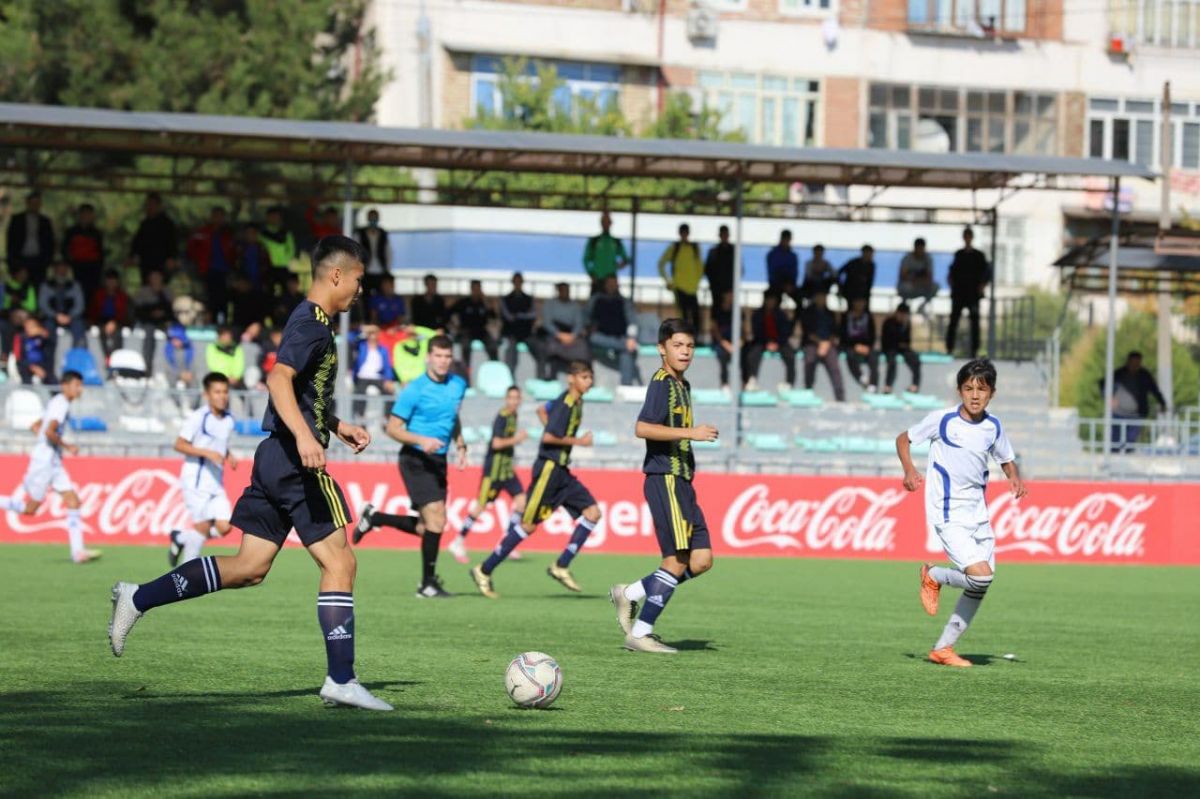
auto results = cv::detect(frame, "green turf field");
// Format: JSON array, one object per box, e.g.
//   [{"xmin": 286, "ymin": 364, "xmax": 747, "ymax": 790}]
[{"xmin": 2, "ymin": 543, "xmax": 1198, "ymax": 797}]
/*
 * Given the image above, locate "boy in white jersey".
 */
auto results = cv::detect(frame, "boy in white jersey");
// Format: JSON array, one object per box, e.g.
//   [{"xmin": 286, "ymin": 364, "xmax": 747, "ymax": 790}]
[
  {"xmin": 895, "ymin": 358, "xmax": 1026, "ymax": 668},
  {"xmin": 0, "ymin": 370, "xmax": 100, "ymax": 563},
  {"xmin": 168, "ymin": 372, "xmax": 238, "ymax": 565}
]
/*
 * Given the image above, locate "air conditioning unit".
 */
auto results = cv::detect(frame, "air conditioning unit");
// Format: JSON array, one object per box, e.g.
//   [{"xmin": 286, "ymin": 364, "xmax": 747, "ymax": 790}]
[{"xmin": 687, "ymin": 6, "xmax": 719, "ymax": 42}]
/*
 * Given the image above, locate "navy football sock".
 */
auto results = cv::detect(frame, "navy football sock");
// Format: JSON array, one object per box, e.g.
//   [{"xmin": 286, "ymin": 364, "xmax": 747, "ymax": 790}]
[
  {"xmin": 458, "ymin": 513, "xmax": 478, "ymax": 538},
  {"xmin": 132, "ymin": 556, "xmax": 222, "ymax": 613},
  {"xmin": 371, "ymin": 511, "xmax": 421, "ymax": 536},
  {"xmin": 555, "ymin": 518, "xmax": 596, "ymax": 568},
  {"xmin": 633, "ymin": 569, "xmax": 679, "ymax": 634},
  {"xmin": 421, "ymin": 532, "xmax": 442, "ymax": 584},
  {"xmin": 482, "ymin": 521, "xmax": 527, "ymax": 575},
  {"xmin": 317, "ymin": 592, "xmax": 355, "ymax": 684}
]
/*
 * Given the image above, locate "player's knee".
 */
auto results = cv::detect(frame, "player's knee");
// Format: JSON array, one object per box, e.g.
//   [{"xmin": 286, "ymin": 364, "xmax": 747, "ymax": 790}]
[
  {"xmin": 690, "ymin": 552, "xmax": 714, "ymax": 575},
  {"xmin": 963, "ymin": 572, "xmax": 993, "ymax": 594},
  {"xmin": 582, "ymin": 505, "xmax": 601, "ymax": 523},
  {"xmin": 235, "ymin": 562, "xmax": 272, "ymax": 588}
]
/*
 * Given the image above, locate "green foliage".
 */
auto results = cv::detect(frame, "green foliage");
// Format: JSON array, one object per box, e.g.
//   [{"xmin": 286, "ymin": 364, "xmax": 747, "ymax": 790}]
[
  {"xmin": 1025, "ymin": 286, "xmax": 1084, "ymax": 355},
  {"xmin": 469, "ymin": 57, "xmax": 629, "ymax": 136},
  {"xmin": 1061, "ymin": 310, "xmax": 1200, "ymax": 418}
]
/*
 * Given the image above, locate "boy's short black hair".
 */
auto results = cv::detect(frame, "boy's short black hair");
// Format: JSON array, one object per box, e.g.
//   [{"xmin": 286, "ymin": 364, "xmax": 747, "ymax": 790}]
[
  {"xmin": 428, "ymin": 334, "xmax": 454, "ymax": 353},
  {"xmin": 312, "ymin": 235, "xmax": 366, "ymax": 278},
  {"xmin": 956, "ymin": 358, "xmax": 997, "ymax": 391},
  {"xmin": 61, "ymin": 369, "xmax": 83, "ymax": 384},
  {"xmin": 896, "ymin": 302, "xmax": 911, "ymax": 314},
  {"xmin": 566, "ymin": 359, "xmax": 593, "ymax": 376},
  {"xmin": 506, "ymin": 385, "xmax": 521, "ymax": 394},
  {"xmin": 658, "ymin": 317, "xmax": 696, "ymax": 344},
  {"xmin": 203, "ymin": 372, "xmax": 230, "ymax": 389},
  {"xmin": 1127, "ymin": 350, "xmax": 1143, "ymax": 360}
]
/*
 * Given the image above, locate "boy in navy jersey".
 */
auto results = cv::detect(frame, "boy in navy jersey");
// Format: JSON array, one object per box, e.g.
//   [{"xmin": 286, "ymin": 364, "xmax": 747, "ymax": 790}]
[
  {"xmin": 108, "ymin": 237, "xmax": 393, "ymax": 711},
  {"xmin": 611, "ymin": 318, "xmax": 718, "ymax": 653},
  {"xmin": 470, "ymin": 360, "xmax": 599, "ymax": 598}
]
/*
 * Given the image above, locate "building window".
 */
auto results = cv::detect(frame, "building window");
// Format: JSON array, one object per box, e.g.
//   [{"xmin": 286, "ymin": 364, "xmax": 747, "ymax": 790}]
[
  {"xmin": 1087, "ymin": 96, "xmax": 1200, "ymax": 168},
  {"xmin": 470, "ymin": 56, "xmax": 620, "ymax": 120},
  {"xmin": 869, "ymin": 83, "xmax": 1057, "ymax": 155},
  {"xmin": 993, "ymin": 218, "xmax": 1026, "ymax": 287},
  {"xmin": 698, "ymin": 72, "xmax": 820, "ymax": 146},
  {"xmin": 907, "ymin": 0, "xmax": 1027, "ymax": 34},
  {"xmin": 1109, "ymin": 0, "xmax": 1200, "ymax": 49},
  {"xmin": 780, "ymin": 0, "xmax": 834, "ymax": 14}
]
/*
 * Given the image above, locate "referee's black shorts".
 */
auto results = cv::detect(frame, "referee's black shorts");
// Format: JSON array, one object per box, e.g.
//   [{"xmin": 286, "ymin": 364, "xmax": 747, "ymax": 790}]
[
  {"xmin": 231, "ymin": 435, "xmax": 351, "ymax": 547},
  {"xmin": 399, "ymin": 446, "xmax": 448, "ymax": 509}
]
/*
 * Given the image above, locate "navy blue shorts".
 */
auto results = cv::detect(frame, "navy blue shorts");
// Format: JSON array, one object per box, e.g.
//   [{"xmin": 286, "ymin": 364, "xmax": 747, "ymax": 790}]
[
  {"xmin": 644, "ymin": 473, "xmax": 711, "ymax": 556},
  {"xmin": 522, "ymin": 459, "xmax": 595, "ymax": 525},
  {"xmin": 231, "ymin": 435, "xmax": 352, "ymax": 548},
  {"xmin": 476, "ymin": 474, "xmax": 524, "ymax": 507}
]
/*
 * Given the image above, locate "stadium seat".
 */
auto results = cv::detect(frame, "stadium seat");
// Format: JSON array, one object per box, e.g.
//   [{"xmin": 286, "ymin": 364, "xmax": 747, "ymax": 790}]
[
  {"xmin": 63, "ymin": 348, "xmax": 103, "ymax": 385},
  {"xmin": 524, "ymin": 379, "xmax": 563, "ymax": 401},
  {"xmin": 235, "ymin": 418, "xmax": 266, "ymax": 437},
  {"xmin": 592, "ymin": 430, "xmax": 618, "ymax": 447},
  {"xmin": 462, "ymin": 426, "xmax": 483, "ymax": 445},
  {"xmin": 747, "ymin": 432, "xmax": 788, "ymax": 452},
  {"xmin": 693, "ymin": 438, "xmax": 721, "ymax": 450},
  {"xmin": 862, "ymin": 393, "xmax": 907, "ymax": 410},
  {"xmin": 740, "ymin": 390, "xmax": 778, "ymax": 407},
  {"xmin": 4, "ymin": 389, "xmax": 44, "ymax": 429},
  {"xmin": 919, "ymin": 352, "xmax": 954, "ymax": 364},
  {"xmin": 616, "ymin": 385, "xmax": 647, "ymax": 404},
  {"xmin": 119, "ymin": 415, "xmax": 166, "ymax": 433},
  {"xmin": 528, "ymin": 426, "xmax": 544, "ymax": 440},
  {"xmin": 586, "ymin": 386, "xmax": 615, "ymax": 403},
  {"xmin": 692, "ymin": 388, "xmax": 731, "ymax": 406},
  {"xmin": 67, "ymin": 416, "xmax": 108, "ymax": 432},
  {"xmin": 903, "ymin": 392, "xmax": 943, "ymax": 410},
  {"xmin": 781, "ymin": 388, "xmax": 823, "ymax": 408},
  {"xmin": 476, "ymin": 361, "xmax": 515, "ymax": 399}
]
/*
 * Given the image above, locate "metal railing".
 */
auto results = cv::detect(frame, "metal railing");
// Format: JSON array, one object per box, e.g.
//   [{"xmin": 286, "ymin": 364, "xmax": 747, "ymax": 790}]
[{"xmin": 1078, "ymin": 414, "xmax": 1200, "ymax": 456}]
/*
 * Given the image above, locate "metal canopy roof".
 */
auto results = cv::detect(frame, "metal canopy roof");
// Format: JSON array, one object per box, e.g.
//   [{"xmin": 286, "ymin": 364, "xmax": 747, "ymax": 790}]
[
  {"xmin": 1054, "ymin": 241, "xmax": 1200, "ymax": 295},
  {"xmin": 0, "ymin": 102, "xmax": 1156, "ymax": 190}
]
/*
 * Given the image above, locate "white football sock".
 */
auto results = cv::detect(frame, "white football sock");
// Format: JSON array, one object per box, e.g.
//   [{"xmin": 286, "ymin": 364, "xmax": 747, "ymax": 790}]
[
  {"xmin": 930, "ymin": 566, "xmax": 972, "ymax": 589},
  {"xmin": 67, "ymin": 509, "xmax": 84, "ymax": 556},
  {"xmin": 631, "ymin": 620, "xmax": 653, "ymax": 638},
  {"xmin": 934, "ymin": 593, "xmax": 984, "ymax": 650},
  {"xmin": 180, "ymin": 530, "xmax": 207, "ymax": 562},
  {"xmin": 624, "ymin": 581, "xmax": 647, "ymax": 603}
]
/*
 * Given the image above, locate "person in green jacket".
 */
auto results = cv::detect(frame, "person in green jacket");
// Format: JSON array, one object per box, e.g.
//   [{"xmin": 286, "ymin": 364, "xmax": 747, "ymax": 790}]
[
  {"xmin": 657, "ymin": 223, "xmax": 703, "ymax": 332},
  {"xmin": 205, "ymin": 326, "xmax": 246, "ymax": 388},
  {"xmin": 392, "ymin": 324, "xmax": 437, "ymax": 386},
  {"xmin": 582, "ymin": 212, "xmax": 629, "ymax": 295}
]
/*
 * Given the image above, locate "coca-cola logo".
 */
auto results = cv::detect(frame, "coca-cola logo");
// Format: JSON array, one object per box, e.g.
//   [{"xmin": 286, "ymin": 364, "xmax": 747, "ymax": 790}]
[
  {"xmin": 723, "ymin": 484, "xmax": 905, "ymax": 552},
  {"xmin": 6, "ymin": 469, "xmax": 191, "ymax": 537},
  {"xmin": 990, "ymin": 492, "xmax": 1153, "ymax": 558}
]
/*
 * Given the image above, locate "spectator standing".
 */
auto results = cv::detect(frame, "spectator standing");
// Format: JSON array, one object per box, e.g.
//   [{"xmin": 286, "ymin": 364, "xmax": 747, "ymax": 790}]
[
  {"xmin": 260, "ymin": 206, "xmax": 296, "ymax": 291},
  {"xmin": 271, "ymin": 274, "xmax": 305, "ymax": 329},
  {"xmin": 38, "ymin": 260, "xmax": 87, "ymax": 350},
  {"xmin": 583, "ymin": 212, "xmax": 629, "ymax": 294},
  {"xmin": 799, "ymin": 244, "xmax": 836, "ymax": 301},
  {"xmin": 710, "ymin": 290, "xmax": 735, "ymax": 393},
  {"xmin": 1102, "ymin": 351, "xmax": 1168, "ymax": 452},
  {"xmin": 799, "ymin": 291, "xmax": 846, "ymax": 402},
  {"xmin": 205, "ymin": 326, "xmax": 246, "ymax": 388},
  {"xmin": 897, "ymin": 237, "xmax": 938, "ymax": 315},
  {"xmin": 585, "ymin": 275, "xmax": 639, "ymax": 386},
  {"xmin": 353, "ymin": 325, "xmax": 397, "ymax": 419},
  {"xmin": 837, "ymin": 245, "xmax": 876, "ymax": 308},
  {"xmin": 61, "ymin": 202, "xmax": 105, "ymax": 300},
  {"xmin": 369, "ymin": 274, "xmax": 407, "ymax": 329},
  {"xmin": 742, "ymin": 290, "xmax": 797, "ymax": 392},
  {"xmin": 130, "ymin": 193, "xmax": 178, "ymax": 281},
  {"xmin": 17, "ymin": 316, "xmax": 53, "ymax": 384},
  {"xmin": 881, "ymin": 302, "xmax": 920, "ymax": 394},
  {"xmin": 132, "ymin": 270, "xmax": 175, "ymax": 375},
  {"xmin": 88, "ymin": 269, "xmax": 130, "ymax": 357},
  {"xmin": 500, "ymin": 272, "xmax": 537, "ymax": 372},
  {"xmin": 765, "ymin": 229, "xmax": 799, "ymax": 302},
  {"xmin": 411, "ymin": 273, "xmax": 449, "ymax": 331},
  {"xmin": 236, "ymin": 224, "xmax": 272, "ymax": 292},
  {"xmin": 227, "ymin": 272, "xmax": 272, "ymax": 334},
  {"xmin": 538, "ymin": 282, "xmax": 589, "ymax": 380},
  {"xmin": 657, "ymin": 223, "xmax": 703, "ymax": 332},
  {"xmin": 305, "ymin": 203, "xmax": 341, "ymax": 242},
  {"xmin": 164, "ymin": 322, "xmax": 194, "ymax": 388},
  {"xmin": 356, "ymin": 209, "xmax": 391, "ymax": 295},
  {"xmin": 945, "ymin": 227, "xmax": 989, "ymax": 357},
  {"xmin": 6, "ymin": 192, "xmax": 55, "ymax": 285},
  {"xmin": 704, "ymin": 224, "xmax": 735, "ymax": 314},
  {"xmin": 450, "ymin": 279, "xmax": 499, "ymax": 377},
  {"xmin": 186, "ymin": 207, "xmax": 235, "ymax": 324},
  {"xmin": 840, "ymin": 296, "xmax": 879, "ymax": 392}
]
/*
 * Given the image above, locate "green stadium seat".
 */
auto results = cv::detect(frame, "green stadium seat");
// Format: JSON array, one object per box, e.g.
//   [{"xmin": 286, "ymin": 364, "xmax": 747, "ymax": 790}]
[
  {"xmin": 476, "ymin": 361, "xmax": 515, "ymax": 399},
  {"xmin": 740, "ymin": 390, "xmax": 778, "ymax": 407},
  {"xmin": 592, "ymin": 430, "xmax": 618, "ymax": 447},
  {"xmin": 528, "ymin": 426, "xmax": 544, "ymax": 440},
  {"xmin": 781, "ymin": 388, "xmax": 823, "ymax": 408},
  {"xmin": 693, "ymin": 439, "xmax": 721, "ymax": 450},
  {"xmin": 747, "ymin": 432, "xmax": 788, "ymax": 452},
  {"xmin": 524, "ymin": 379, "xmax": 563, "ymax": 401},
  {"xmin": 919, "ymin": 352, "xmax": 954, "ymax": 364},
  {"xmin": 903, "ymin": 391, "xmax": 943, "ymax": 410},
  {"xmin": 863, "ymin": 393, "xmax": 907, "ymax": 410},
  {"xmin": 462, "ymin": 426, "xmax": 483, "ymax": 445},
  {"xmin": 693, "ymin": 388, "xmax": 732, "ymax": 406},
  {"xmin": 586, "ymin": 386, "xmax": 615, "ymax": 403},
  {"xmin": 693, "ymin": 346, "xmax": 715, "ymax": 358}
]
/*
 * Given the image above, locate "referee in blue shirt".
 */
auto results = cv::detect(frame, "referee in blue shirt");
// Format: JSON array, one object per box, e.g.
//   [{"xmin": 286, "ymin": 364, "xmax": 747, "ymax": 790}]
[{"xmin": 354, "ymin": 335, "xmax": 467, "ymax": 597}]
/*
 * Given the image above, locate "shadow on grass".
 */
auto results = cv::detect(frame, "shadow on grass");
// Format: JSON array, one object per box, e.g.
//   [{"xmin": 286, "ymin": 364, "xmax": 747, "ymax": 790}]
[
  {"xmin": 0, "ymin": 686, "xmax": 1196, "ymax": 797},
  {"xmin": 122, "ymin": 680, "xmax": 423, "ymax": 701},
  {"xmin": 666, "ymin": 639, "xmax": 718, "ymax": 652}
]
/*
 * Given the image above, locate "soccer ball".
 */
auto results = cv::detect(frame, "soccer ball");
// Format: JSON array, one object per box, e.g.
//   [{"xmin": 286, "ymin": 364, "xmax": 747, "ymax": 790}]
[{"xmin": 505, "ymin": 651, "xmax": 563, "ymax": 709}]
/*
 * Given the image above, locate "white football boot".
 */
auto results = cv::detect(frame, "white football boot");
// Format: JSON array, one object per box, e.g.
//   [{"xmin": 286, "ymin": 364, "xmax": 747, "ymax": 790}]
[
  {"xmin": 447, "ymin": 534, "xmax": 469, "ymax": 564},
  {"xmin": 108, "ymin": 582, "xmax": 143, "ymax": 657},
  {"xmin": 319, "ymin": 677, "xmax": 394, "ymax": 711}
]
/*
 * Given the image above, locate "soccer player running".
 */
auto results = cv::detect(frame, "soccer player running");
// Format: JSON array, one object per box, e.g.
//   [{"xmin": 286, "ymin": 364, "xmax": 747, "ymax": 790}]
[
  {"xmin": 167, "ymin": 372, "xmax": 238, "ymax": 566},
  {"xmin": 353, "ymin": 335, "xmax": 467, "ymax": 598},
  {"xmin": 108, "ymin": 237, "xmax": 393, "ymax": 711},
  {"xmin": 896, "ymin": 358, "xmax": 1027, "ymax": 668},
  {"xmin": 0, "ymin": 369, "xmax": 100, "ymax": 563},
  {"xmin": 469, "ymin": 360, "xmax": 599, "ymax": 598},
  {"xmin": 447, "ymin": 385, "xmax": 528, "ymax": 564},
  {"xmin": 610, "ymin": 319, "xmax": 718, "ymax": 654}
]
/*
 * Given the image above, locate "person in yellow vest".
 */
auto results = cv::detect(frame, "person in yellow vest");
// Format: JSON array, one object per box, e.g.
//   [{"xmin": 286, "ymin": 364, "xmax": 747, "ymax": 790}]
[
  {"xmin": 205, "ymin": 325, "xmax": 246, "ymax": 388},
  {"xmin": 392, "ymin": 324, "xmax": 437, "ymax": 386},
  {"xmin": 657, "ymin": 223, "xmax": 702, "ymax": 333}
]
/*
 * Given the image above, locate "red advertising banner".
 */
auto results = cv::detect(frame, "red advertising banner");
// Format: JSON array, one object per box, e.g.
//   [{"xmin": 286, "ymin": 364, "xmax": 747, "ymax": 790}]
[{"xmin": 1, "ymin": 455, "xmax": 1197, "ymax": 565}]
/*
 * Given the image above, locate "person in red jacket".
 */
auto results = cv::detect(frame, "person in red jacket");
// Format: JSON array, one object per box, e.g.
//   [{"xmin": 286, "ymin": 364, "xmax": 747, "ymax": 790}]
[
  {"xmin": 88, "ymin": 269, "xmax": 131, "ymax": 357},
  {"xmin": 305, "ymin": 201, "xmax": 342, "ymax": 241},
  {"xmin": 186, "ymin": 207, "xmax": 235, "ymax": 324}
]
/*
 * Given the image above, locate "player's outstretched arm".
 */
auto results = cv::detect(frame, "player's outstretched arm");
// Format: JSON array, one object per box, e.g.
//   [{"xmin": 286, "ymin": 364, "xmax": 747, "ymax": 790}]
[
  {"xmin": 266, "ymin": 364, "xmax": 324, "ymax": 470},
  {"xmin": 1001, "ymin": 460, "xmax": 1027, "ymax": 499},
  {"xmin": 635, "ymin": 420, "xmax": 718, "ymax": 442},
  {"xmin": 895, "ymin": 432, "xmax": 922, "ymax": 492}
]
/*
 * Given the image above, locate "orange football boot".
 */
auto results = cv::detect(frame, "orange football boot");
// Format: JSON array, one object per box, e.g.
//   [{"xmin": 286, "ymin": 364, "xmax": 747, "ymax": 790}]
[
  {"xmin": 919, "ymin": 563, "xmax": 940, "ymax": 615},
  {"xmin": 928, "ymin": 647, "xmax": 972, "ymax": 668}
]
